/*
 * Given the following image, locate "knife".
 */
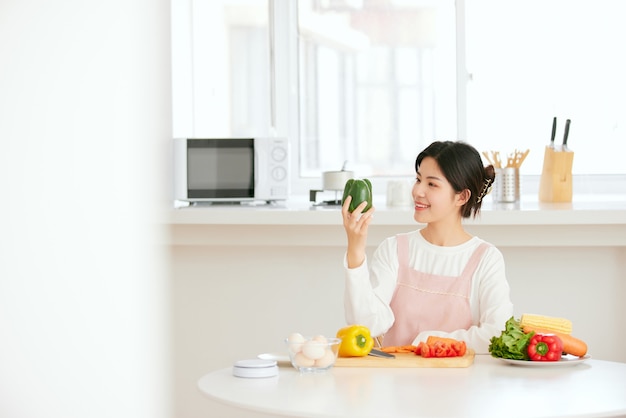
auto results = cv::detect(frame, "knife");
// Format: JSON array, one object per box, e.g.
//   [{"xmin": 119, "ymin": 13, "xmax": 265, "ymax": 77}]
[
  {"xmin": 562, "ymin": 119, "xmax": 571, "ymax": 151},
  {"xmin": 368, "ymin": 349, "xmax": 395, "ymax": 359},
  {"xmin": 550, "ymin": 116, "xmax": 557, "ymax": 148}
]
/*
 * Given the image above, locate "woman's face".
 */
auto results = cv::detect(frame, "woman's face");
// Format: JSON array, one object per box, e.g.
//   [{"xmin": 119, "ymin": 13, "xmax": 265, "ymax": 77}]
[{"xmin": 412, "ymin": 157, "xmax": 467, "ymax": 225}]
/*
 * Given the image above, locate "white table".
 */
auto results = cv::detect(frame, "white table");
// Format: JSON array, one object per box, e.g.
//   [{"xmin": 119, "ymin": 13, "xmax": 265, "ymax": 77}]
[{"xmin": 198, "ymin": 355, "xmax": 626, "ymax": 418}]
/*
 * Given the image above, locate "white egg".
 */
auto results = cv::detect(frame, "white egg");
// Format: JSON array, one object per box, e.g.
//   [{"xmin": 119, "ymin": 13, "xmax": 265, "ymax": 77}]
[
  {"xmin": 287, "ymin": 333, "xmax": 305, "ymax": 354},
  {"xmin": 294, "ymin": 352, "xmax": 315, "ymax": 367},
  {"xmin": 312, "ymin": 335, "xmax": 328, "ymax": 344},
  {"xmin": 302, "ymin": 340, "xmax": 326, "ymax": 360},
  {"xmin": 314, "ymin": 348, "xmax": 336, "ymax": 368}
]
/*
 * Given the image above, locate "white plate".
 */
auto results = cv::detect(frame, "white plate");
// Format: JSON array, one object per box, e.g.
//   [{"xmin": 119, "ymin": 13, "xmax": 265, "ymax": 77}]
[
  {"xmin": 258, "ymin": 353, "xmax": 290, "ymax": 363},
  {"xmin": 497, "ymin": 354, "xmax": 591, "ymax": 367}
]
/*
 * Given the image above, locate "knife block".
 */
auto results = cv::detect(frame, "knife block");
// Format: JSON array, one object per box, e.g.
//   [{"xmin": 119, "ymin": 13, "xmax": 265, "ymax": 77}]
[{"xmin": 538, "ymin": 146, "xmax": 574, "ymax": 202}]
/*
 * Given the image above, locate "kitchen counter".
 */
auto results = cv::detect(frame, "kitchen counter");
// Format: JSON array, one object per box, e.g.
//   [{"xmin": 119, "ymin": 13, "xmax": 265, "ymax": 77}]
[
  {"xmin": 170, "ymin": 194, "xmax": 626, "ymax": 247},
  {"xmin": 171, "ymin": 194, "xmax": 626, "ymax": 225},
  {"xmin": 198, "ymin": 355, "xmax": 626, "ymax": 418}
]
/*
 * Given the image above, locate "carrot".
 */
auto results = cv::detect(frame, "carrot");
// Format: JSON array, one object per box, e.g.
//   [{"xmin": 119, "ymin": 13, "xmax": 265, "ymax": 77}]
[
  {"xmin": 522, "ymin": 325, "xmax": 588, "ymax": 357},
  {"xmin": 380, "ymin": 345, "xmax": 417, "ymax": 354},
  {"xmin": 426, "ymin": 336, "xmax": 462, "ymax": 346}
]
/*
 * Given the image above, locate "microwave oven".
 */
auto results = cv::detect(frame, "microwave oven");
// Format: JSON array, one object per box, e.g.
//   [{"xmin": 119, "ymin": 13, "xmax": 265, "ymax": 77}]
[{"xmin": 173, "ymin": 137, "xmax": 289, "ymax": 204}]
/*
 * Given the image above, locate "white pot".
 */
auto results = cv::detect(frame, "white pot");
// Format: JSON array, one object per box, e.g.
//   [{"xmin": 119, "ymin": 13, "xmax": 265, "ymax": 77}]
[{"xmin": 322, "ymin": 171, "xmax": 354, "ymax": 191}]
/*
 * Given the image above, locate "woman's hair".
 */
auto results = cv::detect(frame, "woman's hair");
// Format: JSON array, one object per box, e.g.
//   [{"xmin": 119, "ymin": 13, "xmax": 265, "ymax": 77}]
[{"xmin": 415, "ymin": 141, "xmax": 495, "ymax": 218}]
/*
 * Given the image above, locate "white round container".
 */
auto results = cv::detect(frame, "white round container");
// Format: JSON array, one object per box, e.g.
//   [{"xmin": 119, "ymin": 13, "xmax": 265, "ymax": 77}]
[
  {"xmin": 322, "ymin": 170, "xmax": 354, "ymax": 191},
  {"xmin": 386, "ymin": 180, "xmax": 412, "ymax": 207},
  {"xmin": 232, "ymin": 359, "xmax": 279, "ymax": 378}
]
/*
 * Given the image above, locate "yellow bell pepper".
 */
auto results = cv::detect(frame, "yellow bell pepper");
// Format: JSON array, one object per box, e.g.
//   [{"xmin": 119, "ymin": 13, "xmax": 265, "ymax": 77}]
[{"xmin": 336, "ymin": 325, "xmax": 374, "ymax": 357}]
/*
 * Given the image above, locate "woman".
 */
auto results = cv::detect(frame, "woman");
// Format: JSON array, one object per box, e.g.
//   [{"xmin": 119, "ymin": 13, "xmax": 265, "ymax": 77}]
[{"xmin": 341, "ymin": 140, "xmax": 513, "ymax": 353}]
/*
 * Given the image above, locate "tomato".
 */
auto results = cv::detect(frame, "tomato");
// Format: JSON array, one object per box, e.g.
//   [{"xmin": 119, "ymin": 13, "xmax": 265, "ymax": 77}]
[
  {"xmin": 433, "ymin": 342, "xmax": 450, "ymax": 357},
  {"xmin": 451, "ymin": 341, "xmax": 467, "ymax": 356},
  {"xmin": 417, "ymin": 342, "xmax": 432, "ymax": 358},
  {"xmin": 415, "ymin": 338, "xmax": 467, "ymax": 358}
]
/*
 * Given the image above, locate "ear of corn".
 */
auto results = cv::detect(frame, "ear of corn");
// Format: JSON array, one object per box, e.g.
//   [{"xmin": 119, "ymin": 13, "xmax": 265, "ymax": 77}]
[{"xmin": 520, "ymin": 313, "xmax": 572, "ymax": 335}]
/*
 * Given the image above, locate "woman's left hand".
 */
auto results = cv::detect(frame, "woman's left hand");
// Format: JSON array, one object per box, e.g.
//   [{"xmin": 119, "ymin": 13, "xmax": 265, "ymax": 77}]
[{"xmin": 341, "ymin": 195, "xmax": 375, "ymax": 268}]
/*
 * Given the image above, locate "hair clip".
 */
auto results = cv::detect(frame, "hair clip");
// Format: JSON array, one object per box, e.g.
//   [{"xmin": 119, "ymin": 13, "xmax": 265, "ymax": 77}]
[{"xmin": 476, "ymin": 178, "xmax": 493, "ymax": 203}]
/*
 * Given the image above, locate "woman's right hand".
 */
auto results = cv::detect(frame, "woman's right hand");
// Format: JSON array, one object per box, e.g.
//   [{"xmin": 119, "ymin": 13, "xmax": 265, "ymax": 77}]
[{"xmin": 341, "ymin": 195, "xmax": 375, "ymax": 268}]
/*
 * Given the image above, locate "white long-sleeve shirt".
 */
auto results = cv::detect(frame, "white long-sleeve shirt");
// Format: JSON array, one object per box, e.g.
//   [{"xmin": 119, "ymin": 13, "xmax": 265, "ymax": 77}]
[{"xmin": 344, "ymin": 230, "xmax": 514, "ymax": 354}]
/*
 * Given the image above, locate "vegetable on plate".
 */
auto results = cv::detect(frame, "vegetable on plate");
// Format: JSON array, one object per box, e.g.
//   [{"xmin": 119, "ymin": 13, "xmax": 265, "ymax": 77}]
[
  {"xmin": 522, "ymin": 325, "xmax": 588, "ymax": 357},
  {"xmin": 527, "ymin": 334, "xmax": 563, "ymax": 361},
  {"xmin": 336, "ymin": 325, "xmax": 374, "ymax": 357},
  {"xmin": 488, "ymin": 316, "xmax": 534, "ymax": 360},
  {"xmin": 520, "ymin": 313, "xmax": 572, "ymax": 334},
  {"xmin": 491, "ymin": 315, "xmax": 589, "ymax": 361}
]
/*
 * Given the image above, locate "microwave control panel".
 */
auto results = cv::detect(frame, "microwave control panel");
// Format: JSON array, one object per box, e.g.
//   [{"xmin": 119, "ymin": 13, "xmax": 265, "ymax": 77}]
[{"xmin": 254, "ymin": 137, "xmax": 289, "ymax": 201}]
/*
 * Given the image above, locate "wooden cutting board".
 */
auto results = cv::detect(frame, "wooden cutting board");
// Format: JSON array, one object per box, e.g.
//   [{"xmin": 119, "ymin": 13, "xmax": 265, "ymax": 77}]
[{"xmin": 334, "ymin": 349, "xmax": 475, "ymax": 368}]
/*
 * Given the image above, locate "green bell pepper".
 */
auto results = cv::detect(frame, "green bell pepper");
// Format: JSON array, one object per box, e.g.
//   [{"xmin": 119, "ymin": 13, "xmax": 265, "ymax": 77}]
[{"xmin": 341, "ymin": 178, "xmax": 373, "ymax": 212}]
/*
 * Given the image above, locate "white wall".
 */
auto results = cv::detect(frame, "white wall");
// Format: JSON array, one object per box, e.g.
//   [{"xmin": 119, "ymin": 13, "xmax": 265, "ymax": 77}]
[
  {"xmin": 171, "ymin": 238, "xmax": 626, "ymax": 418},
  {"xmin": 0, "ymin": 1, "xmax": 171, "ymax": 417}
]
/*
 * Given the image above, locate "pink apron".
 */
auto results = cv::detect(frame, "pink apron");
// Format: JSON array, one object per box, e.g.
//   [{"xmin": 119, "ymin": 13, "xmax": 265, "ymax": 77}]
[{"xmin": 382, "ymin": 233, "xmax": 490, "ymax": 346}]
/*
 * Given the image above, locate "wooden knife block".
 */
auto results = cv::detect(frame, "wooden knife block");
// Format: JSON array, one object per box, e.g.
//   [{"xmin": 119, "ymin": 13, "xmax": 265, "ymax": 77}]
[{"xmin": 539, "ymin": 146, "xmax": 574, "ymax": 202}]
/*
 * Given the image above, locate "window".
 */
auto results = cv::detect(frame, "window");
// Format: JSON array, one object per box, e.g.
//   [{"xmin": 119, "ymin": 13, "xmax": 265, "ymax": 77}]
[
  {"xmin": 172, "ymin": 0, "xmax": 626, "ymax": 196},
  {"xmin": 171, "ymin": 0, "xmax": 270, "ymax": 138},
  {"xmin": 297, "ymin": 0, "xmax": 456, "ymax": 178},
  {"xmin": 464, "ymin": 0, "xmax": 626, "ymax": 177}
]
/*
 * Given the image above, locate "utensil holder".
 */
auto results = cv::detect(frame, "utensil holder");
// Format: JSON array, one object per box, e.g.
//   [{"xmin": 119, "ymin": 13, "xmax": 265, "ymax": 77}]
[
  {"xmin": 538, "ymin": 146, "xmax": 574, "ymax": 202},
  {"xmin": 494, "ymin": 167, "xmax": 520, "ymax": 203}
]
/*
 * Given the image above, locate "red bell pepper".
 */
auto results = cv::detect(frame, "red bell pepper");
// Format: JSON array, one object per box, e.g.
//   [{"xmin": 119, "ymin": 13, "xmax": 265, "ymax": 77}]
[{"xmin": 527, "ymin": 333, "xmax": 563, "ymax": 361}]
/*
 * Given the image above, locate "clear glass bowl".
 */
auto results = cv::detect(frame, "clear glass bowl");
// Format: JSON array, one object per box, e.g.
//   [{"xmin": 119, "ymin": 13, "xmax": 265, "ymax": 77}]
[{"xmin": 284, "ymin": 337, "xmax": 342, "ymax": 373}]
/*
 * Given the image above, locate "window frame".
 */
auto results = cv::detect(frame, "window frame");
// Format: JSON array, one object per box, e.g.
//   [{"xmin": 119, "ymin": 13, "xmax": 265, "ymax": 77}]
[{"xmin": 271, "ymin": 0, "xmax": 626, "ymax": 198}]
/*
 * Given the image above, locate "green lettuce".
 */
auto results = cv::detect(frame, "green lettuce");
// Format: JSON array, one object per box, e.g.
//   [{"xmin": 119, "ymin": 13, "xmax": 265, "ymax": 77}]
[{"xmin": 488, "ymin": 316, "xmax": 534, "ymax": 360}]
